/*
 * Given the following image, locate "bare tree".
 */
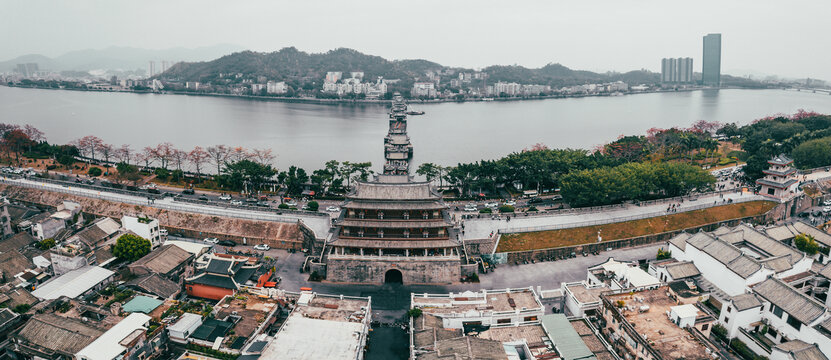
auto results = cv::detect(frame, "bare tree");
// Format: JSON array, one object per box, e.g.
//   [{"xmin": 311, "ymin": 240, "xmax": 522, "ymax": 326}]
[
  {"xmin": 188, "ymin": 146, "xmax": 210, "ymax": 179},
  {"xmin": 228, "ymin": 146, "xmax": 250, "ymax": 163},
  {"xmin": 75, "ymin": 135, "xmax": 104, "ymax": 160},
  {"xmin": 251, "ymin": 148, "xmax": 276, "ymax": 165},
  {"xmin": 99, "ymin": 144, "xmax": 114, "ymax": 170},
  {"xmin": 22, "ymin": 125, "xmax": 45, "ymax": 143},
  {"xmin": 171, "ymin": 148, "xmax": 187, "ymax": 171},
  {"xmin": 151, "ymin": 142, "xmax": 175, "ymax": 169},
  {"xmin": 140, "ymin": 146, "xmax": 156, "ymax": 169},
  {"xmin": 207, "ymin": 145, "xmax": 230, "ymax": 174},
  {"xmin": 116, "ymin": 144, "xmax": 133, "ymax": 164}
]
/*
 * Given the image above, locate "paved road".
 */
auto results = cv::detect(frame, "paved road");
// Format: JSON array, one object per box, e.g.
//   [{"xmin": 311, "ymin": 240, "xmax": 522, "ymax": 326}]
[{"xmin": 460, "ymin": 191, "xmax": 764, "ymax": 240}]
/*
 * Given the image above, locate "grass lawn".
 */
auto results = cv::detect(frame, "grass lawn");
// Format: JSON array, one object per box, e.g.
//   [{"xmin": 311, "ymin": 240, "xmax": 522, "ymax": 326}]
[{"xmin": 497, "ymin": 200, "xmax": 777, "ymax": 252}]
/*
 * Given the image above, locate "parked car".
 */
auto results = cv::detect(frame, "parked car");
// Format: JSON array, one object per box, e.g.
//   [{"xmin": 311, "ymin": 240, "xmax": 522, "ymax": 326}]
[
  {"xmin": 203, "ymin": 237, "xmax": 219, "ymax": 244},
  {"xmin": 484, "ymin": 202, "xmax": 499, "ymax": 208},
  {"xmin": 823, "ymin": 206, "xmax": 831, "ymax": 215},
  {"xmin": 230, "ymin": 200, "xmax": 243, "ymax": 206},
  {"xmin": 824, "ymin": 199, "xmax": 831, "ymax": 206},
  {"xmin": 218, "ymin": 240, "xmax": 237, "ymax": 247},
  {"xmin": 218, "ymin": 194, "xmax": 232, "ymax": 201},
  {"xmin": 504, "ymin": 200, "xmax": 517, "ymax": 206},
  {"xmin": 326, "ymin": 206, "xmax": 341, "ymax": 212},
  {"xmin": 464, "ymin": 204, "xmax": 478, "ymax": 212},
  {"xmin": 198, "ymin": 195, "xmax": 209, "ymax": 201},
  {"xmin": 148, "ymin": 188, "xmax": 160, "ymax": 194},
  {"xmin": 253, "ymin": 244, "xmax": 270, "ymax": 251},
  {"xmin": 528, "ymin": 197, "xmax": 543, "ymax": 204},
  {"xmin": 182, "ymin": 188, "xmax": 195, "ymax": 195},
  {"xmin": 286, "ymin": 200, "xmax": 298, "ymax": 207}
]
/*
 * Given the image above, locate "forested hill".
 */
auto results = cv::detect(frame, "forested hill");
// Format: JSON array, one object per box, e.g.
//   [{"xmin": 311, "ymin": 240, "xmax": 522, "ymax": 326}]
[{"xmin": 158, "ymin": 47, "xmax": 659, "ymax": 89}]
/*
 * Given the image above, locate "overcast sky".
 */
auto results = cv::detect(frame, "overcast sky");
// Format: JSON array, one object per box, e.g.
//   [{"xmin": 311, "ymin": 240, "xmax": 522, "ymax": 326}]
[{"xmin": 3, "ymin": 0, "xmax": 830, "ymax": 80}]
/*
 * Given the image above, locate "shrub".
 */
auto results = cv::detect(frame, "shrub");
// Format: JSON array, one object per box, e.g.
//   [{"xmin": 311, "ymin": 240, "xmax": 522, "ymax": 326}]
[
  {"xmin": 479, "ymin": 208, "xmax": 492, "ymax": 214},
  {"xmin": 498, "ymin": 205, "xmax": 515, "ymax": 213},
  {"xmin": 407, "ymin": 308, "xmax": 422, "ymax": 318},
  {"xmin": 88, "ymin": 167, "xmax": 102, "ymax": 177},
  {"xmin": 154, "ymin": 168, "xmax": 169, "ymax": 180},
  {"xmin": 309, "ymin": 271, "xmax": 324, "ymax": 281},
  {"xmin": 527, "ymin": 206, "xmax": 538, "ymax": 212},
  {"xmin": 12, "ymin": 304, "xmax": 31, "ymax": 313},
  {"xmin": 726, "ymin": 150, "xmax": 748, "ymax": 161},
  {"xmin": 656, "ymin": 247, "xmax": 672, "ymax": 260},
  {"xmin": 794, "ymin": 233, "xmax": 820, "ymax": 255},
  {"xmin": 36, "ymin": 238, "xmax": 56, "ymax": 250},
  {"xmin": 278, "ymin": 203, "xmax": 289, "ymax": 209},
  {"xmin": 307, "ymin": 201, "xmax": 319, "ymax": 211}
]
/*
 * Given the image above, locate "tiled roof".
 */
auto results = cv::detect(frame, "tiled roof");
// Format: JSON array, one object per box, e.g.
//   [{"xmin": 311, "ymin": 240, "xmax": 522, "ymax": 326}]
[
  {"xmin": 69, "ymin": 218, "xmax": 120, "ymax": 247},
  {"xmin": 125, "ymin": 273, "xmax": 181, "ymax": 299},
  {"xmin": 0, "ymin": 232, "xmax": 35, "ymax": 253},
  {"xmin": 753, "ymin": 277, "xmax": 826, "ymax": 325},
  {"xmin": 0, "ymin": 251, "xmax": 33, "ymax": 279},
  {"xmin": 663, "ymin": 261, "xmax": 700, "ymax": 279},
  {"xmin": 667, "ymin": 232, "xmax": 691, "ymax": 251},
  {"xmin": 730, "ymin": 293, "xmax": 762, "ymax": 311},
  {"xmin": 350, "ymin": 181, "xmax": 439, "ymax": 201},
  {"xmin": 16, "ymin": 313, "xmax": 104, "ymax": 356},
  {"xmin": 129, "ymin": 244, "xmax": 192, "ymax": 275},
  {"xmin": 773, "ymin": 340, "xmax": 828, "ymax": 360},
  {"xmin": 820, "ymin": 263, "xmax": 831, "ymax": 280}
]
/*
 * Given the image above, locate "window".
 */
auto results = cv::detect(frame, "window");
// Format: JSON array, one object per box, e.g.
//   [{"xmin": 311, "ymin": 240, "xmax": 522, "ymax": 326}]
[
  {"xmin": 377, "ymin": 212, "xmax": 384, "ymax": 220},
  {"xmin": 772, "ymin": 304, "xmax": 784, "ymax": 318},
  {"xmin": 786, "ymin": 315, "xmax": 802, "ymax": 330},
  {"xmin": 726, "ymin": 306, "xmax": 732, "ymax": 313},
  {"xmin": 724, "ymin": 316, "xmax": 730, "ymax": 323},
  {"xmin": 403, "ymin": 212, "xmax": 410, "ymax": 220},
  {"xmin": 701, "ymin": 323, "xmax": 709, "ymax": 331},
  {"xmin": 497, "ymin": 318, "xmax": 511, "ymax": 324},
  {"xmin": 524, "ymin": 316, "xmax": 538, "ymax": 321},
  {"xmin": 767, "ymin": 188, "xmax": 775, "ymax": 195}
]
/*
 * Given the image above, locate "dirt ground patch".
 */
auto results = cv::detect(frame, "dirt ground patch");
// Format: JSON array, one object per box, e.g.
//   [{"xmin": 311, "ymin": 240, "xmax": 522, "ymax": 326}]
[{"xmin": 497, "ymin": 201, "xmax": 776, "ymax": 252}]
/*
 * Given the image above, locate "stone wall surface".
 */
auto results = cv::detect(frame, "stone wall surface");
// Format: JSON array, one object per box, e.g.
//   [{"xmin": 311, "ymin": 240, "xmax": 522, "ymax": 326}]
[{"xmin": 326, "ymin": 256, "xmax": 461, "ymax": 284}]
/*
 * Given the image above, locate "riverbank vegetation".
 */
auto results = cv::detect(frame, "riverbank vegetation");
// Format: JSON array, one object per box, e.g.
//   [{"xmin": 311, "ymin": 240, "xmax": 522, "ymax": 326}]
[{"xmin": 496, "ymin": 201, "xmax": 776, "ymax": 252}]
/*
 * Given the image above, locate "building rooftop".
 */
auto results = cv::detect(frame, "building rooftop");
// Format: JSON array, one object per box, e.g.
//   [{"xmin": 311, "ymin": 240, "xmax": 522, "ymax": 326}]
[
  {"xmin": 259, "ymin": 292, "xmax": 370, "ymax": 360},
  {"xmin": 163, "ymin": 239, "xmax": 212, "ymax": 256},
  {"xmin": 604, "ymin": 287, "xmax": 715, "ymax": 359},
  {"xmin": 540, "ymin": 314, "xmax": 595, "ymax": 360},
  {"xmin": 570, "ymin": 318, "xmax": 616, "ymax": 360},
  {"xmin": 31, "ymin": 265, "xmax": 114, "ymax": 300},
  {"xmin": 75, "ymin": 313, "xmax": 150, "ymax": 360},
  {"xmin": 730, "ymin": 293, "xmax": 763, "ymax": 311},
  {"xmin": 122, "ymin": 295, "xmax": 164, "ymax": 314},
  {"xmin": 412, "ymin": 288, "xmax": 542, "ymax": 314},
  {"xmin": 349, "ymin": 181, "xmax": 439, "ymax": 201},
  {"xmin": 16, "ymin": 313, "xmax": 104, "ymax": 356},
  {"xmin": 124, "ymin": 273, "xmax": 181, "ymax": 299},
  {"xmin": 752, "ymin": 277, "xmax": 826, "ymax": 324},
  {"xmin": 0, "ymin": 231, "xmax": 35, "ymax": 253},
  {"xmin": 772, "ymin": 339, "xmax": 828, "ymax": 360},
  {"xmin": 68, "ymin": 217, "xmax": 121, "ymax": 248},
  {"xmin": 565, "ymin": 282, "xmax": 607, "ymax": 305},
  {"xmin": 662, "ymin": 261, "xmax": 701, "ymax": 279},
  {"xmin": 129, "ymin": 244, "xmax": 192, "ymax": 275},
  {"xmin": 766, "ymin": 221, "xmax": 831, "ymax": 248}
]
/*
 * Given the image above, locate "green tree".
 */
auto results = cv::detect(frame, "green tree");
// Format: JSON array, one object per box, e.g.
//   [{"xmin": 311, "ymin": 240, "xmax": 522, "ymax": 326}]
[
  {"xmin": 36, "ymin": 238, "xmax": 56, "ymax": 250},
  {"xmin": 112, "ymin": 233, "xmax": 151, "ymax": 262},
  {"xmin": 217, "ymin": 159, "xmax": 277, "ymax": 193},
  {"xmin": 154, "ymin": 168, "xmax": 169, "ymax": 180},
  {"xmin": 794, "ymin": 233, "xmax": 820, "ymax": 255},
  {"xmin": 88, "ymin": 167, "xmax": 102, "ymax": 177},
  {"xmin": 498, "ymin": 205, "xmax": 515, "ymax": 213},
  {"xmin": 792, "ymin": 137, "xmax": 831, "ymax": 169},
  {"xmin": 306, "ymin": 201, "xmax": 319, "ymax": 211}
]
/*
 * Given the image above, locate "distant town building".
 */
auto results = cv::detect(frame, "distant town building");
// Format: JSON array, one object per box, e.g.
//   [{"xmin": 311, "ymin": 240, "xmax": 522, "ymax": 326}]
[
  {"xmin": 412, "ymin": 82, "xmax": 437, "ymax": 98},
  {"xmin": 148, "ymin": 61, "xmax": 156, "ymax": 77},
  {"xmin": 121, "ymin": 215, "xmax": 162, "ymax": 249},
  {"xmin": 266, "ymin": 81, "xmax": 288, "ymax": 94},
  {"xmin": 661, "ymin": 57, "xmax": 694, "ymax": 83},
  {"xmin": 15, "ymin": 63, "xmax": 39, "ymax": 77},
  {"xmin": 325, "ymin": 71, "xmax": 342, "ymax": 83},
  {"xmin": 491, "ymin": 81, "xmax": 521, "ymax": 96},
  {"xmin": 185, "ymin": 81, "xmax": 200, "ymax": 90},
  {"xmin": 702, "ymin": 33, "xmax": 722, "ymax": 86},
  {"xmin": 251, "ymin": 83, "xmax": 265, "ymax": 94}
]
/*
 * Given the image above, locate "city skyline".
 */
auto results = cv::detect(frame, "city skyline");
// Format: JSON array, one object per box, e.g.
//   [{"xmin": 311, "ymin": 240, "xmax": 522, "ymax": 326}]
[{"xmin": 2, "ymin": 1, "xmax": 831, "ymax": 81}]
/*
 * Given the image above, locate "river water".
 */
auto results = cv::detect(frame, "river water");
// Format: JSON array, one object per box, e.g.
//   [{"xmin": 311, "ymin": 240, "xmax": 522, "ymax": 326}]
[{"xmin": 1, "ymin": 86, "xmax": 830, "ymax": 171}]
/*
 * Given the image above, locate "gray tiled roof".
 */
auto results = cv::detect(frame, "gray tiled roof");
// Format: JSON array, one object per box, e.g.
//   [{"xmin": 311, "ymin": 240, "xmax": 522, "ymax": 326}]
[
  {"xmin": 773, "ymin": 340, "xmax": 828, "ymax": 360},
  {"xmin": 350, "ymin": 181, "xmax": 439, "ymax": 201},
  {"xmin": 684, "ymin": 230, "xmax": 764, "ymax": 279},
  {"xmin": 730, "ymin": 293, "xmax": 762, "ymax": 311},
  {"xmin": 663, "ymin": 261, "xmax": 700, "ymax": 279},
  {"xmin": 668, "ymin": 232, "xmax": 690, "ymax": 251},
  {"xmin": 753, "ymin": 277, "xmax": 826, "ymax": 325}
]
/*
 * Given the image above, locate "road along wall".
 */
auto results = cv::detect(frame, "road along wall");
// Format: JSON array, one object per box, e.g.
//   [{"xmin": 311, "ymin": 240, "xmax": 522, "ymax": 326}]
[{"xmin": 0, "ymin": 184, "xmax": 306, "ymax": 249}]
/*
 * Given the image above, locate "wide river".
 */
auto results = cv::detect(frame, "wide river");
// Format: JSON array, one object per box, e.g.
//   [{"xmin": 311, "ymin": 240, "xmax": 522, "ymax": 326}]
[{"xmin": 1, "ymin": 86, "xmax": 830, "ymax": 172}]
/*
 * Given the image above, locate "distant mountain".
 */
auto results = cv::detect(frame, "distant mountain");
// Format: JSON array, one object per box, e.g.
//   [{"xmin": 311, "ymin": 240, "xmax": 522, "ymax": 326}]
[
  {"xmin": 0, "ymin": 44, "xmax": 245, "ymax": 72},
  {"xmin": 160, "ymin": 47, "xmax": 660, "ymax": 89}
]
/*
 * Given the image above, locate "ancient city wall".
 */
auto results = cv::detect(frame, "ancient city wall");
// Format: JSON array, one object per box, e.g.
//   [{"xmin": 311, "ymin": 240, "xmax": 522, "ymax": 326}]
[
  {"xmin": 325, "ymin": 256, "xmax": 461, "ymax": 284},
  {"xmin": 0, "ymin": 184, "xmax": 304, "ymax": 249}
]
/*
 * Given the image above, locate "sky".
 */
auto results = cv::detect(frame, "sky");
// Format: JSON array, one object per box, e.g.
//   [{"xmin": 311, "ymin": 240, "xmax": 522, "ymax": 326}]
[{"xmin": 3, "ymin": 0, "xmax": 831, "ymax": 80}]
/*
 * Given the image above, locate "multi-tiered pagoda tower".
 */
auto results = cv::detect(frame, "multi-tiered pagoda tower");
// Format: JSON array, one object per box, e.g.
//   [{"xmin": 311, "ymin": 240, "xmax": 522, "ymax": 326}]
[{"xmin": 321, "ymin": 93, "xmax": 464, "ymax": 284}]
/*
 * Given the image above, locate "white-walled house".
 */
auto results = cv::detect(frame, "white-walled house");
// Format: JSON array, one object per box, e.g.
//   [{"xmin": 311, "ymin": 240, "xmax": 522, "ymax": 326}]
[
  {"xmin": 587, "ymin": 257, "xmax": 660, "ymax": 291},
  {"xmin": 667, "ymin": 224, "xmax": 813, "ymax": 297},
  {"xmin": 410, "ymin": 288, "xmax": 544, "ymax": 329},
  {"xmin": 718, "ymin": 277, "xmax": 831, "ymax": 358},
  {"xmin": 648, "ymin": 259, "xmax": 701, "ymax": 283},
  {"xmin": 121, "ymin": 215, "xmax": 162, "ymax": 248},
  {"xmin": 769, "ymin": 340, "xmax": 828, "ymax": 360}
]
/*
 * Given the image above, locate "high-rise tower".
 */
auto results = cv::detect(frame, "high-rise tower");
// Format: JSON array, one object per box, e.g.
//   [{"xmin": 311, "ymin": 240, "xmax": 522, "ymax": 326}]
[{"xmin": 702, "ymin": 33, "xmax": 722, "ymax": 86}]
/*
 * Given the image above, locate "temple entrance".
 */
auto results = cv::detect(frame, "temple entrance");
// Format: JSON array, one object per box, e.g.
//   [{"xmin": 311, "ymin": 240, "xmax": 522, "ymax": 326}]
[{"xmin": 384, "ymin": 269, "xmax": 403, "ymax": 284}]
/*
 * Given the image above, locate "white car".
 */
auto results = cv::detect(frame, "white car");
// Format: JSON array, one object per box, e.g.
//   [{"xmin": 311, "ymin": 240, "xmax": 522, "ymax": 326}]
[
  {"xmin": 484, "ymin": 202, "xmax": 499, "ymax": 208},
  {"xmin": 464, "ymin": 204, "xmax": 478, "ymax": 212},
  {"xmin": 230, "ymin": 200, "xmax": 243, "ymax": 206},
  {"xmin": 326, "ymin": 206, "xmax": 341, "ymax": 212},
  {"xmin": 219, "ymin": 194, "xmax": 232, "ymax": 201},
  {"xmin": 253, "ymin": 244, "xmax": 270, "ymax": 251},
  {"xmin": 203, "ymin": 237, "xmax": 219, "ymax": 244},
  {"xmin": 824, "ymin": 199, "xmax": 831, "ymax": 206},
  {"xmin": 286, "ymin": 201, "xmax": 298, "ymax": 207},
  {"xmin": 504, "ymin": 200, "xmax": 516, "ymax": 206},
  {"xmin": 823, "ymin": 206, "xmax": 831, "ymax": 214}
]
